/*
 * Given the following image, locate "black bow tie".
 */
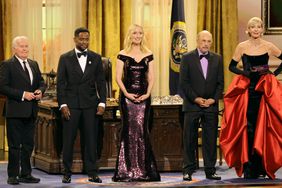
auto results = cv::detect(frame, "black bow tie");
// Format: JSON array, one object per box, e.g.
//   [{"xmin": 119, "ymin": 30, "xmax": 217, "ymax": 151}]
[
  {"xmin": 199, "ymin": 53, "xmax": 210, "ymax": 59},
  {"xmin": 77, "ymin": 51, "xmax": 87, "ymax": 58}
]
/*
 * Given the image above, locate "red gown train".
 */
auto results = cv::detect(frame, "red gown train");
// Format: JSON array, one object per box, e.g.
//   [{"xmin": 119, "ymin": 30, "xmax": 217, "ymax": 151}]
[{"xmin": 220, "ymin": 74, "xmax": 282, "ymax": 179}]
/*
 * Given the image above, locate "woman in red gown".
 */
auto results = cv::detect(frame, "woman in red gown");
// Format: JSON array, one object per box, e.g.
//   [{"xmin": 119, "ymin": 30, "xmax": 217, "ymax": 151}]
[{"xmin": 220, "ymin": 17, "xmax": 282, "ymax": 179}]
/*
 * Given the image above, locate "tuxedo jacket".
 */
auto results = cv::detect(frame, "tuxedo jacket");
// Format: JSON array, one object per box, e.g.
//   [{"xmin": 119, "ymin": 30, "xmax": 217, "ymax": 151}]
[
  {"xmin": 179, "ymin": 49, "xmax": 224, "ymax": 112},
  {"xmin": 0, "ymin": 56, "xmax": 46, "ymax": 118},
  {"xmin": 56, "ymin": 49, "xmax": 106, "ymax": 109}
]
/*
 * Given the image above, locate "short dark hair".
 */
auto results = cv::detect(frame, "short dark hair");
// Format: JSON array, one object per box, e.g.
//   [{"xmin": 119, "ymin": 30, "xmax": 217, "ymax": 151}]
[{"xmin": 74, "ymin": 27, "xmax": 90, "ymax": 37}]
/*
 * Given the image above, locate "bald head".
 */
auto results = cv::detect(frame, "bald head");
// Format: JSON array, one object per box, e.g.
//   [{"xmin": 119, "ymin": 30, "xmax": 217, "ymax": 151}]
[
  {"xmin": 197, "ymin": 30, "xmax": 213, "ymax": 54},
  {"xmin": 197, "ymin": 30, "xmax": 212, "ymax": 40}
]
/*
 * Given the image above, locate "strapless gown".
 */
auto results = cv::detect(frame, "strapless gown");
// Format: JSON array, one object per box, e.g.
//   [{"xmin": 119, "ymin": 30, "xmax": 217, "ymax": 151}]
[{"xmin": 220, "ymin": 53, "xmax": 282, "ymax": 179}]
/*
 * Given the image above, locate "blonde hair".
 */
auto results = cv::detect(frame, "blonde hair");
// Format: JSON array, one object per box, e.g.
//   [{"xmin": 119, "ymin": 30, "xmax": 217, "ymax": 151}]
[
  {"xmin": 246, "ymin": 17, "xmax": 264, "ymax": 36},
  {"xmin": 123, "ymin": 24, "xmax": 150, "ymax": 53}
]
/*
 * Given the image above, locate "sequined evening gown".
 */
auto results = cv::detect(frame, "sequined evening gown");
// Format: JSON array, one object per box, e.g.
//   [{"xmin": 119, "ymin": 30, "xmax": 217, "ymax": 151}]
[{"xmin": 112, "ymin": 54, "xmax": 160, "ymax": 182}]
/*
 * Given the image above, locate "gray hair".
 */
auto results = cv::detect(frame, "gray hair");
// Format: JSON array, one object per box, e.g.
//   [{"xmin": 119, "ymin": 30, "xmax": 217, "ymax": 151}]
[{"xmin": 12, "ymin": 36, "xmax": 28, "ymax": 48}]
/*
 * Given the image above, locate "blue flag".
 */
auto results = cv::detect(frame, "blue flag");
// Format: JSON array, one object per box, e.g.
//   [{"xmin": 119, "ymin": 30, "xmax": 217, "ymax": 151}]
[{"xmin": 169, "ymin": 0, "xmax": 188, "ymax": 95}]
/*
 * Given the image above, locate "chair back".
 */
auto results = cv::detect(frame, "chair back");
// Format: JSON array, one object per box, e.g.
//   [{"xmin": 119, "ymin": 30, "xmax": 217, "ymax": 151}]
[{"xmin": 101, "ymin": 57, "xmax": 113, "ymax": 98}]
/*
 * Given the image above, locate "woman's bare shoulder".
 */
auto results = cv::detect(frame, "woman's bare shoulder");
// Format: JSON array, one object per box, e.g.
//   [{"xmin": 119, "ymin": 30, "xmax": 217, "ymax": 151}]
[
  {"xmin": 118, "ymin": 49, "xmax": 128, "ymax": 56},
  {"xmin": 238, "ymin": 40, "xmax": 249, "ymax": 47},
  {"xmin": 261, "ymin": 39, "xmax": 275, "ymax": 47},
  {"xmin": 143, "ymin": 49, "xmax": 153, "ymax": 57}
]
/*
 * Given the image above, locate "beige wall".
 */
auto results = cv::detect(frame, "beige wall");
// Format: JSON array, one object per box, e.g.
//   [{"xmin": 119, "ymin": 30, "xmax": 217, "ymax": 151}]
[
  {"xmin": 185, "ymin": 0, "xmax": 198, "ymax": 51},
  {"xmin": 238, "ymin": 0, "xmax": 282, "ymax": 79},
  {"xmin": 238, "ymin": 0, "xmax": 282, "ymax": 51}
]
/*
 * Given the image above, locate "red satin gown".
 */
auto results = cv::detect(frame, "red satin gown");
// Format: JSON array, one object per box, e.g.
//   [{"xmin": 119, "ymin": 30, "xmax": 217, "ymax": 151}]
[{"xmin": 220, "ymin": 54, "xmax": 282, "ymax": 179}]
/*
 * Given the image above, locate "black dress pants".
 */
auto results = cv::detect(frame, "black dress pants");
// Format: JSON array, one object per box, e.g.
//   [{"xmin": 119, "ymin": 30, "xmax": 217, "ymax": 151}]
[
  {"xmin": 62, "ymin": 107, "xmax": 98, "ymax": 176},
  {"xmin": 183, "ymin": 111, "xmax": 218, "ymax": 175},
  {"xmin": 6, "ymin": 117, "xmax": 35, "ymax": 177}
]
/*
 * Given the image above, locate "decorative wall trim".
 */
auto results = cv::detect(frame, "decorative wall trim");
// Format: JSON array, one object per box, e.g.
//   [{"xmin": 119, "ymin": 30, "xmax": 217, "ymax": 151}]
[{"xmin": 262, "ymin": 0, "xmax": 282, "ymax": 35}]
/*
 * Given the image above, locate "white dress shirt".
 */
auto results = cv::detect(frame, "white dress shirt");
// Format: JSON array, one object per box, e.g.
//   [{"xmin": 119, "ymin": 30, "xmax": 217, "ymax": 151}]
[{"xmin": 75, "ymin": 48, "xmax": 87, "ymax": 72}]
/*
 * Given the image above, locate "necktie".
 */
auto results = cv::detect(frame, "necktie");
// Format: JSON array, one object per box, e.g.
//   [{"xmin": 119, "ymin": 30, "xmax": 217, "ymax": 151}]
[
  {"xmin": 77, "ymin": 51, "xmax": 87, "ymax": 58},
  {"xmin": 23, "ymin": 61, "xmax": 31, "ymax": 83}
]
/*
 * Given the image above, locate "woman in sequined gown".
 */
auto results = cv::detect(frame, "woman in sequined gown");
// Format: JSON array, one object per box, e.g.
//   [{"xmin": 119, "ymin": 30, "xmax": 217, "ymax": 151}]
[
  {"xmin": 112, "ymin": 24, "xmax": 160, "ymax": 182},
  {"xmin": 220, "ymin": 17, "xmax": 282, "ymax": 179}
]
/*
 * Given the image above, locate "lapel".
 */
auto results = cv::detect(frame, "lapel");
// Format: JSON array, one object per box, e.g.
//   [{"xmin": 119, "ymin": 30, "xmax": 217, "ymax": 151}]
[
  {"xmin": 206, "ymin": 53, "xmax": 214, "ymax": 80},
  {"xmin": 193, "ymin": 49, "xmax": 206, "ymax": 79},
  {"xmin": 27, "ymin": 59, "xmax": 41, "ymax": 87},
  {"xmin": 27, "ymin": 59, "xmax": 36, "ymax": 75},
  {"xmin": 12, "ymin": 56, "xmax": 31, "ymax": 84},
  {"xmin": 27, "ymin": 59, "xmax": 36, "ymax": 86},
  {"xmin": 82, "ymin": 51, "xmax": 92, "ymax": 79},
  {"xmin": 70, "ymin": 50, "xmax": 84, "ymax": 77}
]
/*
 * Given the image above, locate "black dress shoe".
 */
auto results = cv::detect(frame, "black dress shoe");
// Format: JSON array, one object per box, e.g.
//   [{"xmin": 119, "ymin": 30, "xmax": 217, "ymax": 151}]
[
  {"xmin": 62, "ymin": 175, "xmax": 71, "ymax": 183},
  {"xmin": 19, "ymin": 175, "xmax": 40, "ymax": 183},
  {"xmin": 88, "ymin": 175, "xmax": 102, "ymax": 183},
  {"xmin": 7, "ymin": 177, "xmax": 19, "ymax": 185},
  {"xmin": 183, "ymin": 173, "xmax": 192, "ymax": 181},
  {"xmin": 206, "ymin": 173, "xmax": 221, "ymax": 180},
  {"xmin": 243, "ymin": 168, "xmax": 259, "ymax": 179},
  {"xmin": 244, "ymin": 172, "xmax": 259, "ymax": 179}
]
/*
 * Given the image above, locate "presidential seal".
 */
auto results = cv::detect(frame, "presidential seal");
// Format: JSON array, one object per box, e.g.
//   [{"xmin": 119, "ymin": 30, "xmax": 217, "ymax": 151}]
[{"xmin": 170, "ymin": 21, "xmax": 188, "ymax": 73}]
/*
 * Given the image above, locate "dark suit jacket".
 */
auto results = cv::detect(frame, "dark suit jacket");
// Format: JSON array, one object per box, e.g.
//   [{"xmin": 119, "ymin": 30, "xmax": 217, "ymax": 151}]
[
  {"xmin": 56, "ymin": 49, "xmax": 106, "ymax": 109},
  {"xmin": 179, "ymin": 49, "xmax": 224, "ymax": 112},
  {"xmin": 0, "ymin": 56, "xmax": 46, "ymax": 118}
]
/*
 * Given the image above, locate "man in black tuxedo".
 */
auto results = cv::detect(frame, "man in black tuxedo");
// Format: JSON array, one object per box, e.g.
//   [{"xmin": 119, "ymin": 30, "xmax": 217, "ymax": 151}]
[
  {"xmin": 0, "ymin": 36, "xmax": 46, "ymax": 185},
  {"xmin": 57, "ymin": 27, "xmax": 106, "ymax": 183},
  {"xmin": 179, "ymin": 30, "xmax": 224, "ymax": 181}
]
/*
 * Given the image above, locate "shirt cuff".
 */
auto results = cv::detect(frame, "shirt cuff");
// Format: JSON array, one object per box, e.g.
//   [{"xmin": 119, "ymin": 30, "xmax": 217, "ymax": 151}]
[
  {"xmin": 98, "ymin": 103, "xmax": 106, "ymax": 108},
  {"xmin": 22, "ymin": 91, "xmax": 25, "ymax": 101},
  {"xmin": 60, "ymin": 104, "xmax": 67, "ymax": 110}
]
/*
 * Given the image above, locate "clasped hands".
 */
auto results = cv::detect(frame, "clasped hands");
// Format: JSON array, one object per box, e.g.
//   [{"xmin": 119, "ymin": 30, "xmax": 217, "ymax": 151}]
[
  {"xmin": 60, "ymin": 106, "xmax": 105, "ymax": 121},
  {"xmin": 126, "ymin": 93, "xmax": 149, "ymax": 103},
  {"xmin": 24, "ymin": 89, "xmax": 42, "ymax": 101},
  {"xmin": 194, "ymin": 97, "xmax": 215, "ymax": 108}
]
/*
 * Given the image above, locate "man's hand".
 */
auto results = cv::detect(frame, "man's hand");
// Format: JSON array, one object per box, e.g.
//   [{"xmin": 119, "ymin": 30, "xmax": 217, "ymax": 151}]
[
  {"xmin": 61, "ymin": 106, "xmax": 71, "ymax": 120},
  {"xmin": 96, "ymin": 106, "xmax": 105, "ymax": 115},
  {"xmin": 24, "ymin": 91, "xmax": 36, "ymax": 101},
  {"xmin": 194, "ymin": 97, "xmax": 215, "ymax": 107},
  {"xmin": 34, "ymin": 89, "xmax": 43, "ymax": 100},
  {"xmin": 205, "ymin": 98, "xmax": 215, "ymax": 106},
  {"xmin": 194, "ymin": 97, "xmax": 206, "ymax": 106}
]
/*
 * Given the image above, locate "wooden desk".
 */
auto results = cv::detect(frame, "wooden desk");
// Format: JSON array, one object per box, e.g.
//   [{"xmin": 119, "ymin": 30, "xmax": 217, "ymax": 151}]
[
  {"xmin": 150, "ymin": 104, "xmax": 183, "ymax": 171},
  {"xmin": 33, "ymin": 101, "xmax": 183, "ymax": 173}
]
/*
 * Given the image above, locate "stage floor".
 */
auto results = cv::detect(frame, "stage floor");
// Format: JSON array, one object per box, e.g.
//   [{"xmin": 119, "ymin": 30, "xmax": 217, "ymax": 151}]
[{"xmin": 0, "ymin": 159, "xmax": 282, "ymax": 188}]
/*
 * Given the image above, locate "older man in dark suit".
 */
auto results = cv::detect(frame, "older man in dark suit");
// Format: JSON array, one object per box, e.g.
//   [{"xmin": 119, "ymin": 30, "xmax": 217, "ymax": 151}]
[
  {"xmin": 57, "ymin": 27, "xmax": 106, "ymax": 184},
  {"xmin": 0, "ymin": 36, "xmax": 46, "ymax": 185},
  {"xmin": 179, "ymin": 30, "xmax": 224, "ymax": 181}
]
